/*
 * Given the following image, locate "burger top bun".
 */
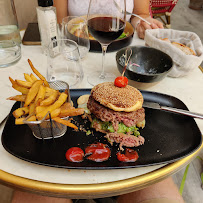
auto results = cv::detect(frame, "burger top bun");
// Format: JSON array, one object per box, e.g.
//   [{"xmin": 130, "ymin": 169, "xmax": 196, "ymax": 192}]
[{"xmin": 91, "ymin": 82, "xmax": 143, "ymax": 112}]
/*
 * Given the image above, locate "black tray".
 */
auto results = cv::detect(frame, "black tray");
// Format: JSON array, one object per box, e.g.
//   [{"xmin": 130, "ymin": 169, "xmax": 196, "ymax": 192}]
[{"xmin": 2, "ymin": 89, "xmax": 202, "ymax": 169}]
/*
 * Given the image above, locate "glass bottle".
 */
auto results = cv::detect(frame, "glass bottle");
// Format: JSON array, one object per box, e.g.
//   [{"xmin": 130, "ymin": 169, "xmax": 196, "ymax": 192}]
[{"xmin": 36, "ymin": 0, "xmax": 59, "ymax": 54}]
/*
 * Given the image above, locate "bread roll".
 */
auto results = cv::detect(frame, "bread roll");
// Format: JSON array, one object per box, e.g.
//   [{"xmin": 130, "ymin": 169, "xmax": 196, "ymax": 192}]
[{"xmin": 171, "ymin": 42, "xmax": 196, "ymax": 56}]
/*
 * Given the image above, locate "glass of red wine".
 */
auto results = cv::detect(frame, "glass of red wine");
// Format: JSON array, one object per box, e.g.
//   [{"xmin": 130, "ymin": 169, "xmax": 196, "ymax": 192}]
[{"xmin": 87, "ymin": 0, "xmax": 126, "ymax": 86}]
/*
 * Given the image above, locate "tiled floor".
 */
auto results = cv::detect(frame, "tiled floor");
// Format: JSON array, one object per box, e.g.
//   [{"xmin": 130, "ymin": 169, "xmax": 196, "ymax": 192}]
[{"xmin": 0, "ymin": 0, "xmax": 203, "ymax": 202}]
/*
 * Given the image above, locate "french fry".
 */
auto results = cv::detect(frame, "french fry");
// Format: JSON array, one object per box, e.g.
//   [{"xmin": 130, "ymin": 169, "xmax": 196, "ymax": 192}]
[
  {"xmin": 35, "ymin": 106, "xmax": 47, "ymax": 114},
  {"xmin": 30, "ymin": 73, "xmax": 38, "ymax": 81},
  {"xmin": 35, "ymin": 98, "xmax": 43, "ymax": 107},
  {"xmin": 44, "ymin": 87, "xmax": 57, "ymax": 98},
  {"xmin": 35, "ymin": 85, "xmax": 46, "ymax": 104},
  {"xmin": 12, "ymin": 84, "xmax": 29, "ymax": 94},
  {"xmin": 15, "ymin": 118, "xmax": 25, "ymax": 125},
  {"xmin": 29, "ymin": 103, "xmax": 36, "ymax": 115},
  {"xmin": 59, "ymin": 108, "xmax": 84, "ymax": 117},
  {"xmin": 7, "ymin": 95, "xmax": 26, "ymax": 102},
  {"xmin": 36, "ymin": 92, "xmax": 67, "ymax": 119},
  {"xmin": 40, "ymin": 90, "xmax": 58, "ymax": 106},
  {"xmin": 24, "ymin": 73, "xmax": 34, "ymax": 83},
  {"xmin": 28, "ymin": 116, "xmax": 37, "ymax": 121},
  {"xmin": 46, "ymin": 108, "xmax": 61, "ymax": 119},
  {"xmin": 16, "ymin": 80, "xmax": 33, "ymax": 88},
  {"xmin": 52, "ymin": 117, "xmax": 78, "ymax": 130},
  {"xmin": 24, "ymin": 80, "xmax": 44, "ymax": 107},
  {"xmin": 15, "ymin": 116, "xmax": 36, "ymax": 125},
  {"xmin": 9, "ymin": 77, "xmax": 16, "ymax": 86},
  {"xmin": 28, "ymin": 59, "xmax": 50, "ymax": 87},
  {"xmin": 9, "ymin": 66, "xmax": 82, "ymax": 132},
  {"xmin": 60, "ymin": 102, "xmax": 75, "ymax": 110},
  {"xmin": 64, "ymin": 89, "xmax": 69, "ymax": 96},
  {"xmin": 9, "ymin": 77, "xmax": 29, "ymax": 94},
  {"xmin": 13, "ymin": 107, "xmax": 29, "ymax": 118}
]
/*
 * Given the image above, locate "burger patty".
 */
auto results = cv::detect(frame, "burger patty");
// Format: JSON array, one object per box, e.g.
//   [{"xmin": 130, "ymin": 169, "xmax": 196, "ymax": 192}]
[
  {"xmin": 105, "ymin": 132, "xmax": 145, "ymax": 151},
  {"xmin": 87, "ymin": 96, "xmax": 145, "ymax": 129}
]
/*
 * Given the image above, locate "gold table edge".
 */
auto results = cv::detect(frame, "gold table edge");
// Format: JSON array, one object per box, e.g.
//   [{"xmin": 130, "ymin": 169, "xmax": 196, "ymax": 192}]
[{"xmin": 0, "ymin": 141, "xmax": 202, "ymax": 198}]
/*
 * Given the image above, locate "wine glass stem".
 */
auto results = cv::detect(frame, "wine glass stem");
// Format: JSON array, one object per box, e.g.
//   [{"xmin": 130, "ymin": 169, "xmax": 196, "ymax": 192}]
[{"xmin": 100, "ymin": 44, "xmax": 108, "ymax": 80}]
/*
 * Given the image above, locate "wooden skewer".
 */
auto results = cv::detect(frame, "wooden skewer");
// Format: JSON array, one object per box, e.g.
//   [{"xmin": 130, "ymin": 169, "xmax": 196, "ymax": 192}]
[{"xmin": 122, "ymin": 48, "xmax": 132, "ymax": 77}]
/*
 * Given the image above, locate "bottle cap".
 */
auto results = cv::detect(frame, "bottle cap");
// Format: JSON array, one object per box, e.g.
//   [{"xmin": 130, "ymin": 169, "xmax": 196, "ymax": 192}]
[{"xmin": 38, "ymin": 0, "xmax": 53, "ymax": 7}]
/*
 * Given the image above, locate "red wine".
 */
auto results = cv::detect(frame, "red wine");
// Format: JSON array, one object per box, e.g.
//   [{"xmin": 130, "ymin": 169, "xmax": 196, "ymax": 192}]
[{"xmin": 88, "ymin": 17, "xmax": 125, "ymax": 44}]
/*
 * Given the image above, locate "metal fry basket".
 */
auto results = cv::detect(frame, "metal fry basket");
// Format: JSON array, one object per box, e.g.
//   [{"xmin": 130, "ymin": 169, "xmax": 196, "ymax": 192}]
[{"xmin": 23, "ymin": 81, "xmax": 71, "ymax": 140}]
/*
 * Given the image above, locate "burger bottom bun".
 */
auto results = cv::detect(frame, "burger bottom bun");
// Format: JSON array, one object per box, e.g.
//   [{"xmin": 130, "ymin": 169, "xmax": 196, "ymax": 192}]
[{"xmin": 107, "ymin": 101, "xmax": 143, "ymax": 112}]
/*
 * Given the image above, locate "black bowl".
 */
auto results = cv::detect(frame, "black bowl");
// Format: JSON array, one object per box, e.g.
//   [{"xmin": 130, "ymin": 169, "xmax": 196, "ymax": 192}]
[{"xmin": 116, "ymin": 46, "xmax": 173, "ymax": 83}]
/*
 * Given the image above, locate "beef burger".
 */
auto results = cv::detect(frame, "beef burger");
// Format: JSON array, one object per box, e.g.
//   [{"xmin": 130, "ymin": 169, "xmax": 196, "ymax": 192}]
[{"xmin": 87, "ymin": 82, "xmax": 145, "ymax": 150}]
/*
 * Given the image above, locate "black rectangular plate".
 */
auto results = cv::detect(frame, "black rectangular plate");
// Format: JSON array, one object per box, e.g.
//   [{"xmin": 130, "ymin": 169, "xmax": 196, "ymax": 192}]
[{"xmin": 1, "ymin": 89, "xmax": 202, "ymax": 169}]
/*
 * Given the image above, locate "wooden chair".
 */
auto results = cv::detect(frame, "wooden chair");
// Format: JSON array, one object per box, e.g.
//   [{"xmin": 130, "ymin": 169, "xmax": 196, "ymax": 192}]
[{"xmin": 150, "ymin": 0, "xmax": 179, "ymax": 28}]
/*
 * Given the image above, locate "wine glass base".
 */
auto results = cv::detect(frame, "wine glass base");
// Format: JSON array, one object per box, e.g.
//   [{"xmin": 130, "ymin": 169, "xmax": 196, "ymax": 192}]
[{"xmin": 87, "ymin": 71, "xmax": 116, "ymax": 86}]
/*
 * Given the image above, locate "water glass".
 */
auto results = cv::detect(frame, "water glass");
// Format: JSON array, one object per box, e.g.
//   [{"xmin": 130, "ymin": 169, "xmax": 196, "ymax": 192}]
[
  {"xmin": 62, "ymin": 16, "xmax": 90, "ymax": 59},
  {"xmin": 47, "ymin": 39, "xmax": 84, "ymax": 88},
  {"xmin": 0, "ymin": 40, "xmax": 21, "ymax": 68},
  {"xmin": 0, "ymin": 0, "xmax": 21, "ymax": 67}
]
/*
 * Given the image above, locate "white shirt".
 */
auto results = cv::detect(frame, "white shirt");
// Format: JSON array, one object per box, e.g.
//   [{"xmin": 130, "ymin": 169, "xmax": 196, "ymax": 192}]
[{"xmin": 68, "ymin": 0, "xmax": 134, "ymax": 21}]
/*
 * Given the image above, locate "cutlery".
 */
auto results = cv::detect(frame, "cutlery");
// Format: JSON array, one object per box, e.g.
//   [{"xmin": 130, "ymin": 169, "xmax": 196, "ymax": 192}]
[
  {"xmin": 113, "ymin": 0, "xmax": 151, "ymax": 25},
  {"xmin": 143, "ymin": 101, "xmax": 203, "ymax": 119}
]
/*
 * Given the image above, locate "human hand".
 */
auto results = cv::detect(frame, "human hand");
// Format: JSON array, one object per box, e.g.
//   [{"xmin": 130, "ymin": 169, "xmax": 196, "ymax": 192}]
[{"xmin": 136, "ymin": 17, "xmax": 164, "ymax": 39}]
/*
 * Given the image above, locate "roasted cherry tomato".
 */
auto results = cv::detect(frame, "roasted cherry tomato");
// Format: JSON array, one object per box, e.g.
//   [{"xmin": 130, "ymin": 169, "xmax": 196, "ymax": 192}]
[
  {"xmin": 85, "ymin": 143, "xmax": 111, "ymax": 162},
  {"xmin": 117, "ymin": 148, "xmax": 139, "ymax": 162},
  {"xmin": 65, "ymin": 147, "xmax": 84, "ymax": 162},
  {"xmin": 114, "ymin": 76, "xmax": 128, "ymax": 87}
]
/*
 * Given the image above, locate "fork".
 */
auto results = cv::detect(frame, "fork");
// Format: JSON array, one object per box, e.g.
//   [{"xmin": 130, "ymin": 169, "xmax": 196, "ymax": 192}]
[{"xmin": 113, "ymin": 0, "xmax": 151, "ymax": 25}]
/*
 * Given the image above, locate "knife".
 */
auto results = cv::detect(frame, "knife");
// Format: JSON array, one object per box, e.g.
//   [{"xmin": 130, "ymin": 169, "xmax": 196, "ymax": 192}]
[{"xmin": 143, "ymin": 102, "xmax": 203, "ymax": 119}]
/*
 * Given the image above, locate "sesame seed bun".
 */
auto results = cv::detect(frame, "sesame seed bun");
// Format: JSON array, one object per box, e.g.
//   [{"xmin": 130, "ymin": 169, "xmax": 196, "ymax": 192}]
[{"xmin": 90, "ymin": 82, "xmax": 143, "ymax": 112}]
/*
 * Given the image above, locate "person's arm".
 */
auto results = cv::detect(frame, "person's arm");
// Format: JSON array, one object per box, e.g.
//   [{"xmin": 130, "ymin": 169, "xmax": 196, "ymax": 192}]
[
  {"xmin": 53, "ymin": 0, "xmax": 68, "ymax": 23},
  {"xmin": 131, "ymin": 0, "xmax": 164, "ymax": 39},
  {"xmin": 132, "ymin": 0, "xmax": 150, "ymax": 17}
]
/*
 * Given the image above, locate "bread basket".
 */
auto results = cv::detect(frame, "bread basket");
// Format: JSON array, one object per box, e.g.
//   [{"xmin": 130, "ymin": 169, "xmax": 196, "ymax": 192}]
[{"xmin": 144, "ymin": 29, "xmax": 203, "ymax": 77}]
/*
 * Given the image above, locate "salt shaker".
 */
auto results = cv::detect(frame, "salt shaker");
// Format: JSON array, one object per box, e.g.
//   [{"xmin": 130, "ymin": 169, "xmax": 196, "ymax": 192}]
[{"xmin": 36, "ymin": 0, "xmax": 58, "ymax": 54}]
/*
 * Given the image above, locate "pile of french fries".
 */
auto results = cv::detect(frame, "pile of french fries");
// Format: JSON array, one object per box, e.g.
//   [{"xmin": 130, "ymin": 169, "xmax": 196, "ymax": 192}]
[{"xmin": 7, "ymin": 59, "xmax": 84, "ymax": 130}]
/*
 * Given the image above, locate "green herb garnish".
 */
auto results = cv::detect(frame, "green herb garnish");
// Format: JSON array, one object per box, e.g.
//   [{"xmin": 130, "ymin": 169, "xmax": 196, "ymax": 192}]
[{"xmin": 86, "ymin": 130, "xmax": 91, "ymax": 135}]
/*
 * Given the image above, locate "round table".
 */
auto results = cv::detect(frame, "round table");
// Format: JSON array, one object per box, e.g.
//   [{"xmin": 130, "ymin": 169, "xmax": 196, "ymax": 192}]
[{"xmin": 0, "ymin": 31, "xmax": 202, "ymax": 199}]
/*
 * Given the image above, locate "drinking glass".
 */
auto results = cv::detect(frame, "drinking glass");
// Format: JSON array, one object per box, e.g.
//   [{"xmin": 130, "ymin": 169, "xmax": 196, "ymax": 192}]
[
  {"xmin": 0, "ymin": 0, "xmax": 21, "ymax": 68},
  {"xmin": 47, "ymin": 39, "xmax": 84, "ymax": 88},
  {"xmin": 87, "ymin": 0, "xmax": 126, "ymax": 86},
  {"xmin": 0, "ymin": 40, "xmax": 21, "ymax": 68},
  {"xmin": 62, "ymin": 16, "xmax": 90, "ymax": 59}
]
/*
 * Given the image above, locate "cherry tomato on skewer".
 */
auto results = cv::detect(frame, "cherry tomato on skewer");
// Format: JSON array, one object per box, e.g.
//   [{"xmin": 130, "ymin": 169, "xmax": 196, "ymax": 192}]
[{"xmin": 114, "ymin": 76, "xmax": 128, "ymax": 87}]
